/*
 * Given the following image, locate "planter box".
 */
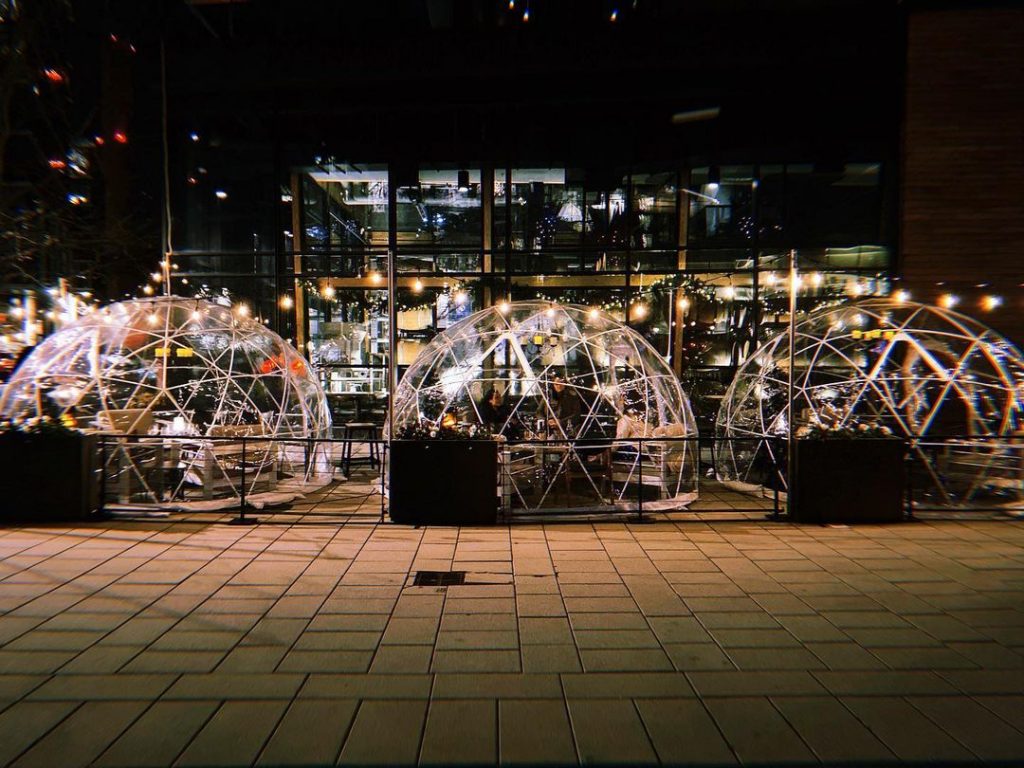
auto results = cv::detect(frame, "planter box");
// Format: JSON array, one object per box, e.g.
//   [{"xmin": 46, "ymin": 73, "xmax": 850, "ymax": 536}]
[
  {"xmin": 389, "ymin": 440, "xmax": 498, "ymax": 525},
  {"xmin": 0, "ymin": 432, "xmax": 100, "ymax": 521},
  {"xmin": 791, "ymin": 439, "xmax": 906, "ymax": 524}
]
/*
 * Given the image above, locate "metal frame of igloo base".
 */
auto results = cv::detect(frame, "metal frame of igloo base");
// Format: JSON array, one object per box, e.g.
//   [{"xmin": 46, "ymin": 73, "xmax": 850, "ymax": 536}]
[
  {"xmin": 390, "ymin": 301, "xmax": 699, "ymax": 513},
  {"xmin": 715, "ymin": 298, "xmax": 1024, "ymax": 507},
  {"xmin": 0, "ymin": 296, "xmax": 334, "ymax": 510}
]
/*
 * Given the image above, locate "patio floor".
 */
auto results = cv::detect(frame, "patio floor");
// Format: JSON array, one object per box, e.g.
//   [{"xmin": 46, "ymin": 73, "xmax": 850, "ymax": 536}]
[{"xmin": 0, "ymin": 498, "xmax": 1022, "ymax": 765}]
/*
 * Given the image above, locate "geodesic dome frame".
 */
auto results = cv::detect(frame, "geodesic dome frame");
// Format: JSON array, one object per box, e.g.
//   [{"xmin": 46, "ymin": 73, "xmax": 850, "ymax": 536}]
[
  {"xmin": 716, "ymin": 298, "xmax": 1024, "ymax": 506},
  {"xmin": 0, "ymin": 296, "xmax": 332, "ymax": 505},
  {"xmin": 392, "ymin": 301, "xmax": 698, "ymax": 512}
]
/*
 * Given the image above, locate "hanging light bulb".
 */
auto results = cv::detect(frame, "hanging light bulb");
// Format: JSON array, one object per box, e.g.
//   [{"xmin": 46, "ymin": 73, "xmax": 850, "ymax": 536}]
[
  {"xmin": 721, "ymin": 285, "xmax": 736, "ymax": 300},
  {"xmin": 412, "ymin": 278, "xmax": 423, "ymax": 293},
  {"xmin": 280, "ymin": 295, "xmax": 294, "ymax": 310},
  {"xmin": 677, "ymin": 296, "xmax": 690, "ymax": 311},
  {"xmin": 981, "ymin": 294, "xmax": 1002, "ymax": 311},
  {"xmin": 938, "ymin": 293, "xmax": 959, "ymax": 309},
  {"xmin": 142, "ymin": 284, "xmax": 154, "ymax": 296},
  {"xmin": 151, "ymin": 272, "xmax": 162, "ymax": 282},
  {"xmin": 810, "ymin": 272, "xmax": 824, "ymax": 288},
  {"xmin": 236, "ymin": 303, "xmax": 249, "ymax": 317},
  {"xmin": 498, "ymin": 301, "xmax": 510, "ymax": 314},
  {"xmin": 764, "ymin": 272, "xmax": 777, "ymax": 286},
  {"xmin": 632, "ymin": 303, "xmax": 648, "ymax": 320},
  {"xmin": 146, "ymin": 312, "xmax": 159, "ymax": 326},
  {"xmin": 849, "ymin": 281, "xmax": 864, "ymax": 297},
  {"xmin": 588, "ymin": 307, "xmax": 600, "ymax": 320},
  {"xmin": 323, "ymin": 284, "xmax": 336, "ymax": 299},
  {"xmin": 894, "ymin": 289, "xmax": 910, "ymax": 303},
  {"xmin": 454, "ymin": 290, "xmax": 467, "ymax": 306},
  {"xmin": 369, "ymin": 271, "xmax": 382, "ymax": 285}
]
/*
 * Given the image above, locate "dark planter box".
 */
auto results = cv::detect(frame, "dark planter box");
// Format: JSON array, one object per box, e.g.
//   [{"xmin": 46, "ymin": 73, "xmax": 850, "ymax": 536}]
[
  {"xmin": 389, "ymin": 440, "xmax": 498, "ymax": 525},
  {"xmin": 791, "ymin": 439, "xmax": 906, "ymax": 524},
  {"xmin": 0, "ymin": 432, "xmax": 100, "ymax": 521}
]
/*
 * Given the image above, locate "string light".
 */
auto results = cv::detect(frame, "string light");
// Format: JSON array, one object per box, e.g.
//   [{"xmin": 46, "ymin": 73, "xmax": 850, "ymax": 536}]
[
  {"xmin": 894, "ymin": 289, "xmax": 910, "ymax": 303},
  {"xmin": 112, "ymin": 130, "xmax": 128, "ymax": 144},
  {"xmin": 721, "ymin": 285, "xmax": 736, "ymax": 300},
  {"xmin": 369, "ymin": 271, "xmax": 382, "ymax": 285},
  {"xmin": 412, "ymin": 278, "xmax": 424, "ymax": 293},
  {"xmin": 981, "ymin": 295, "xmax": 1002, "ymax": 312},
  {"xmin": 631, "ymin": 303, "xmax": 648, "ymax": 320},
  {"xmin": 454, "ymin": 290, "xmax": 467, "ymax": 306},
  {"xmin": 498, "ymin": 301, "xmax": 510, "ymax": 314},
  {"xmin": 142, "ymin": 284, "xmax": 154, "ymax": 295},
  {"xmin": 322, "ymin": 285, "xmax": 336, "ymax": 299},
  {"xmin": 588, "ymin": 308, "xmax": 600, "ymax": 320},
  {"xmin": 146, "ymin": 312, "xmax": 159, "ymax": 326},
  {"xmin": 810, "ymin": 272, "xmax": 823, "ymax": 288},
  {"xmin": 151, "ymin": 272, "xmax": 162, "ymax": 282},
  {"xmin": 236, "ymin": 303, "xmax": 250, "ymax": 317},
  {"xmin": 214, "ymin": 190, "xmax": 228, "ymax": 200},
  {"xmin": 849, "ymin": 281, "xmax": 864, "ymax": 297},
  {"xmin": 938, "ymin": 293, "xmax": 959, "ymax": 309},
  {"xmin": 280, "ymin": 295, "xmax": 294, "ymax": 310}
]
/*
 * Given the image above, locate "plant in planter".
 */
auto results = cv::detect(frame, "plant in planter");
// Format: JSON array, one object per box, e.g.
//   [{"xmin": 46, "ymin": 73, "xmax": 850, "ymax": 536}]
[
  {"xmin": 0, "ymin": 415, "xmax": 100, "ymax": 520},
  {"xmin": 389, "ymin": 417, "xmax": 499, "ymax": 525},
  {"xmin": 790, "ymin": 405, "xmax": 905, "ymax": 524}
]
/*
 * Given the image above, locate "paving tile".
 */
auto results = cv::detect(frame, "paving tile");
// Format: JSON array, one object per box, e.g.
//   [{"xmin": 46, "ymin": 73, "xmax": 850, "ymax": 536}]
[
  {"xmin": 561, "ymin": 672, "xmax": 693, "ymax": 699},
  {"xmin": 704, "ymin": 697, "xmax": 816, "ymax": 764},
  {"xmin": 574, "ymin": 629, "xmax": 661, "ymax": 649},
  {"xmin": 688, "ymin": 671, "xmax": 826, "ymax": 697},
  {"xmin": 579, "ymin": 649, "xmax": 673, "ymax": 672},
  {"xmin": 420, "ymin": 699, "xmax": 496, "ymax": 765},
  {"xmin": 337, "ymin": 700, "xmax": 427, "ymax": 765},
  {"xmin": 176, "ymin": 700, "xmax": 288, "ymax": 767},
  {"xmin": 0, "ymin": 701, "xmax": 78, "ymax": 767},
  {"xmin": 519, "ymin": 616, "xmax": 575, "ymax": 644},
  {"xmin": 709, "ymin": 628, "xmax": 801, "ymax": 648},
  {"xmin": 772, "ymin": 696, "xmax": 894, "ymax": 762},
  {"xmin": 122, "ymin": 649, "xmax": 225, "ymax": 673},
  {"xmin": 27, "ymin": 674, "xmax": 175, "ymax": 701},
  {"xmin": 13, "ymin": 700, "xmax": 148, "ymax": 768},
  {"xmin": 841, "ymin": 696, "xmax": 976, "ymax": 762},
  {"xmin": 635, "ymin": 698, "xmax": 737, "ymax": 765},
  {"xmin": 278, "ymin": 649, "xmax": 373, "ymax": 673},
  {"xmin": 163, "ymin": 673, "xmax": 305, "ymax": 700},
  {"xmin": 806, "ymin": 642, "xmax": 888, "ymax": 670},
  {"xmin": 94, "ymin": 701, "xmax": 219, "ymax": 767},
  {"xmin": 812, "ymin": 670, "xmax": 956, "ymax": 696},
  {"xmin": 499, "ymin": 699, "xmax": 577, "ymax": 764},
  {"xmin": 301, "ymin": 673, "xmax": 433, "ymax": 699},
  {"xmin": 215, "ymin": 645, "xmax": 289, "ymax": 673},
  {"xmin": 975, "ymin": 695, "xmax": 1024, "ymax": 731},
  {"xmin": 369, "ymin": 644, "xmax": 433, "ymax": 673},
  {"xmin": 435, "ymin": 630, "xmax": 519, "ymax": 650},
  {"xmin": 432, "ymin": 673, "xmax": 563, "ymax": 699},
  {"xmin": 256, "ymin": 699, "xmax": 357, "ymax": 766},
  {"xmin": 908, "ymin": 695, "xmax": 1024, "ymax": 760},
  {"xmin": 727, "ymin": 647, "xmax": 826, "ymax": 671},
  {"xmin": 522, "ymin": 644, "xmax": 582, "ymax": 673},
  {"xmin": 432, "ymin": 649, "xmax": 520, "ymax": 673},
  {"xmin": 380, "ymin": 617, "xmax": 439, "ymax": 645},
  {"xmin": 567, "ymin": 699, "xmax": 658, "ymax": 764}
]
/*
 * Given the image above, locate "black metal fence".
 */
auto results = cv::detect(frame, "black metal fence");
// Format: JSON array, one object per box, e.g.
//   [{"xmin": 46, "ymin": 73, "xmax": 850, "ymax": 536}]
[{"xmin": 89, "ymin": 431, "xmax": 1023, "ymax": 523}]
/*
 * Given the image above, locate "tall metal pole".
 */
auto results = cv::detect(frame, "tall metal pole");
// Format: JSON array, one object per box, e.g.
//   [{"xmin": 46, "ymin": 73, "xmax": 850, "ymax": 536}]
[
  {"xmin": 386, "ymin": 171, "xmax": 399, "ymax": 441},
  {"xmin": 786, "ymin": 249, "xmax": 798, "ymax": 515}
]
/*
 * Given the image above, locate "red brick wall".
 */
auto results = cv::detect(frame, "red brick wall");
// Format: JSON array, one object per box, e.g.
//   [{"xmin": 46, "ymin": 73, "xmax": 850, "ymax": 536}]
[{"xmin": 901, "ymin": 7, "xmax": 1024, "ymax": 343}]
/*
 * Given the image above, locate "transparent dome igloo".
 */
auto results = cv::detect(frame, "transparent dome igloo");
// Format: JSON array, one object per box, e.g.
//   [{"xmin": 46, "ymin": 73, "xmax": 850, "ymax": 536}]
[
  {"xmin": 0, "ymin": 296, "xmax": 332, "ymax": 504},
  {"xmin": 392, "ymin": 301, "xmax": 698, "ymax": 511},
  {"xmin": 716, "ymin": 298, "xmax": 1024, "ymax": 506}
]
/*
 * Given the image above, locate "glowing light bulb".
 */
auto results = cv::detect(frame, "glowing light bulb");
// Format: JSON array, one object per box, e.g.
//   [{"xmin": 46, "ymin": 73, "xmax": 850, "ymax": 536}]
[
  {"xmin": 498, "ymin": 301, "xmax": 510, "ymax": 314},
  {"xmin": 369, "ymin": 271, "xmax": 382, "ymax": 285},
  {"xmin": 412, "ymin": 278, "xmax": 423, "ymax": 293},
  {"xmin": 810, "ymin": 272, "xmax": 823, "ymax": 288},
  {"xmin": 147, "ymin": 312, "xmax": 159, "ymax": 326},
  {"xmin": 894, "ymin": 289, "xmax": 910, "ymax": 303},
  {"xmin": 849, "ymin": 282, "xmax": 864, "ymax": 297},
  {"xmin": 214, "ymin": 190, "xmax": 228, "ymax": 200},
  {"xmin": 632, "ymin": 303, "xmax": 648, "ymax": 320},
  {"xmin": 323, "ymin": 285, "xmax": 336, "ymax": 299},
  {"xmin": 677, "ymin": 296, "xmax": 690, "ymax": 311},
  {"xmin": 938, "ymin": 293, "xmax": 959, "ymax": 309},
  {"xmin": 280, "ymin": 295, "xmax": 294, "ymax": 310},
  {"xmin": 151, "ymin": 272, "xmax": 162, "ymax": 282},
  {"xmin": 454, "ymin": 290, "xmax": 467, "ymax": 306},
  {"xmin": 191, "ymin": 310, "xmax": 201, "ymax": 320},
  {"xmin": 981, "ymin": 294, "xmax": 1002, "ymax": 311},
  {"xmin": 764, "ymin": 272, "xmax": 777, "ymax": 286},
  {"xmin": 588, "ymin": 308, "xmax": 600, "ymax": 320},
  {"xmin": 236, "ymin": 303, "xmax": 249, "ymax": 317},
  {"xmin": 721, "ymin": 285, "xmax": 736, "ymax": 300},
  {"xmin": 545, "ymin": 307, "xmax": 555, "ymax": 317},
  {"xmin": 142, "ymin": 285, "xmax": 154, "ymax": 295}
]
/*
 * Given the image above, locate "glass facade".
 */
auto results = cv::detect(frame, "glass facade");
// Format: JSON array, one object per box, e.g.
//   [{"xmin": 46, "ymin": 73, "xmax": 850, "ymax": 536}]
[{"xmin": 172, "ymin": 158, "xmax": 893, "ymax": 431}]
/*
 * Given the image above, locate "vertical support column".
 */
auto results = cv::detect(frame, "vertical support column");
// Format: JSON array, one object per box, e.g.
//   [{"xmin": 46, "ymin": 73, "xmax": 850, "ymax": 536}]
[
  {"xmin": 290, "ymin": 172, "xmax": 306, "ymax": 352},
  {"xmin": 387, "ymin": 164, "xmax": 400, "ymax": 440},
  {"xmin": 672, "ymin": 169, "xmax": 688, "ymax": 376}
]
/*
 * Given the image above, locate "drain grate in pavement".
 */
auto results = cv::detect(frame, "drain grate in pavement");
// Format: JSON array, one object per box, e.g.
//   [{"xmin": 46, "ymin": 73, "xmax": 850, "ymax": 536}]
[{"xmin": 412, "ymin": 570, "xmax": 467, "ymax": 586}]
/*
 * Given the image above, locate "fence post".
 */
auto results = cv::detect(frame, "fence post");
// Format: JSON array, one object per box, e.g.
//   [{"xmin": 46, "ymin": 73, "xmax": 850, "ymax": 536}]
[
  {"xmin": 380, "ymin": 440, "xmax": 387, "ymax": 524},
  {"xmin": 637, "ymin": 438, "xmax": 644, "ymax": 523},
  {"xmin": 905, "ymin": 439, "xmax": 914, "ymax": 521},
  {"xmin": 231, "ymin": 435, "xmax": 257, "ymax": 525},
  {"xmin": 97, "ymin": 438, "xmax": 107, "ymax": 517}
]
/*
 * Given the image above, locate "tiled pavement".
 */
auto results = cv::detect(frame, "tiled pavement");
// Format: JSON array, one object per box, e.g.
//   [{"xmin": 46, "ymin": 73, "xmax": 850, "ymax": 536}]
[{"xmin": 0, "ymin": 513, "xmax": 1022, "ymax": 766}]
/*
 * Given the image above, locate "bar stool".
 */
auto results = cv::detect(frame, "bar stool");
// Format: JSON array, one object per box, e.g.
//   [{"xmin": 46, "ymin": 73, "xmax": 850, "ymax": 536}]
[{"xmin": 341, "ymin": 422, "xmax": 381, "ymax": 476}]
